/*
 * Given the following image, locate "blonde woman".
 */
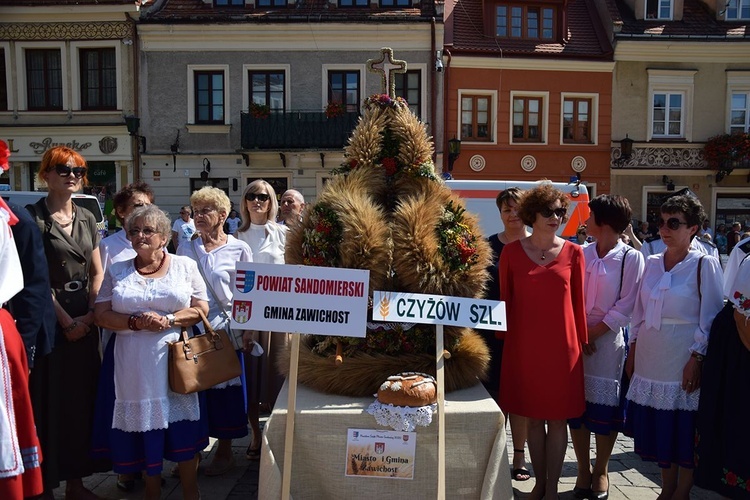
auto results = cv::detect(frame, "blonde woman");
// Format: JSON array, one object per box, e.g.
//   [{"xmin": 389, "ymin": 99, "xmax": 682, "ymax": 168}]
[
  {"xmin": 178, "ymin": 187, "xmax": 253, "ymax": 475},
  {"xmin": 236, "ymin": 180, "xmax": 287, "ymax": 459}
]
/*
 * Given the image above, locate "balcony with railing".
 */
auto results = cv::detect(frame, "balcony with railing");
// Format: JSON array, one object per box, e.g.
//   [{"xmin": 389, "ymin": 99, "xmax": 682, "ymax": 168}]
[{"xmin": 240, "ymin": 110, "xmax": 360, "ymax": 150}]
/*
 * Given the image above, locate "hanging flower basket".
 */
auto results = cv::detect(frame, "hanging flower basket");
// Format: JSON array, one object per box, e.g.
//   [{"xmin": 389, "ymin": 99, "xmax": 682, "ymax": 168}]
[
  {"xmin": 325, "ymin": 101, "xmax": 345, "ymax": 119},
  {"xmin": 249, "ymin": 102, "xmax": 270, "ymax": 119},
  {"xmin": 703, "ymin": 133, "xmax": 750, "ymax": 181}
]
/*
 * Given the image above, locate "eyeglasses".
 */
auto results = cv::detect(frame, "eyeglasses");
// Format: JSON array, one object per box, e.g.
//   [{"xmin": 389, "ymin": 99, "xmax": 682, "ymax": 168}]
[
  {"xmin": 54, "ymin": 164, "xmax": 87, "ymax": 179},
  {"xmin": 128, "ymin": 227, "xmax": 158, "ymax": 237},
  {"xmin": 657, "ymin": 217, "xmax": 689, "ymax": 230},
  {"xmin": 194, "ymin": 208, "xmax": 217, "ymax": 217},
  {"xmin": 539, "ymin": 207, "xmax": 567, "ymax": 219},
  {"xmin": 245, "ymin": 193, "xmax": 270, "ymax": 203}
]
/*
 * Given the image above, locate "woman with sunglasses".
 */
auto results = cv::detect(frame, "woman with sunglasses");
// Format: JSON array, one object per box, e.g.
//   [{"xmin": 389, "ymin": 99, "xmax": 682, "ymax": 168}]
[
  {"xmin": 94, "ymin": 205, "xmax": 208, "ymax": 500},
  {"xmin": 26, "ymin": 146, "xmax": 109, "ymax": 499},
  {"xmin": 624, "ymin": 194, "xmax": 723, "ymax": 499},
  {"xmin": 236, "ymin": 180, "xmax": 288, "ymax": 460},
  {"xmin": 177, "ymin": 186, "xmax": 253, "ymax": 476},
  {"xmin": 569, "ymin": 195, "xmax": 645, "ymax": 500},
  {"xmin": 499, "ymin": 182, "xmax": 588, "ymax": 500}
]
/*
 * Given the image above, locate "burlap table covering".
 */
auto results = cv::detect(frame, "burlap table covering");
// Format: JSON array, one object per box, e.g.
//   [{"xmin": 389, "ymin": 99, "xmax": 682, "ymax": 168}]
[{"xmin": 259, "ymin": 380, "xmax": 512, "ymax": 499}]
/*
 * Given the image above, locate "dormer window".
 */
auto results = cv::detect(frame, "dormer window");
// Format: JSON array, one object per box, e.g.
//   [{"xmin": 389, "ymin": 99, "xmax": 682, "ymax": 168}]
[
  {"xmin": 725, "ymin": 0, "xmax": 750, "ymax": 20},
  {"xmin": 495, "ymin": 5, "xmax": 556, "ymax": 40},
  {"xmin": 339, "ymin": 0, "xmax": 369, "ymax": 6},
  {"xmin": 645, "ymin": 0, "xmax": 672, "ymax": 20},
  {"xmin": 215, "ymin": 0, "xmax": 244, "ymax": 5},
  {"xmin": 380, "ymin": 0, "xmax": 411, "ymax": 6}
]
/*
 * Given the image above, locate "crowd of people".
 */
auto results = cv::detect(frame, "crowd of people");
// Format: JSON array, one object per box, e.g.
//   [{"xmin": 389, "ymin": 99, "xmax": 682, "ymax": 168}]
[
  {"xmin": 1, "ymin": 145, "xmax": 749, "ymax": 500},
  {"xmin": 0, "ymin": 146, "xmax": 308, "ymax": 499},
  {"xmin": 483, "ymin": 183, "xmax": 750, "ymax": 500}
]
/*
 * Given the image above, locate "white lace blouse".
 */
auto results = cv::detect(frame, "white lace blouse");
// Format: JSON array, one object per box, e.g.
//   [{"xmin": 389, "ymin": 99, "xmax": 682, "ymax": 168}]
[
  {"xmin": 96, "ymin": 255, "xmax": 208, "ymax": 432},
  {"xmin": 626, "ymin": 251, "xmax": 723, "ymax": 411}
]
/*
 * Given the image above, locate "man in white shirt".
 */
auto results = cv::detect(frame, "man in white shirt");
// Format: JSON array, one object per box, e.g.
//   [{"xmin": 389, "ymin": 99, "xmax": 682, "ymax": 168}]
[
  {"xmin": 171, "ymin": 206, "xmax": 196, "ymax": 251},
  {"xmin": 278, "ymin": 189, "xmax": 305, "ymax": 226}
]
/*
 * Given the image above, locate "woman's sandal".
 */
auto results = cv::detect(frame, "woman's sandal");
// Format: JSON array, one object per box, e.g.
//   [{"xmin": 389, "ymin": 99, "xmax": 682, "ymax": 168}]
[
  {"xmin": 246, "ymin": 443, "xmax": 261, "ymax": 460},
  {"xmin": 511, "ymin": 448, "xmax": 531, "ymax": 481}
]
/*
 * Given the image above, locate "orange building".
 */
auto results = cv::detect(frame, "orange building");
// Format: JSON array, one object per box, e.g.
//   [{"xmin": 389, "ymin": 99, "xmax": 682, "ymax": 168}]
[{"xmin": 442, "ymin": 0, "xmax": 615, "ymax": 196}]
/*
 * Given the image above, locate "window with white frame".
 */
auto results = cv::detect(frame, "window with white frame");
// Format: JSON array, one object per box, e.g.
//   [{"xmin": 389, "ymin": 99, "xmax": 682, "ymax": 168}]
[
  {"xmin": 647, "ymin": 69, "xmax": 695, "ymax": 141},
  {"xmin": 727, "ymin": 72, "xmax": 750, "ymax": 134},
  {"xmin": 328, "ymin": 70, "xmax": 360, "ymax": 112},
  {"xmin": 26, "ymin": 48, "xmax": 63, "ymax": 111},
  {"xmin": 645, "ymin": 0, "xmax": 672, "ymax": 19},
  {"xmin": 249, "ymin": 70, "xmax": 285, "ymax": 112},
  {"xmin": 0, "ymin": 48, "xmax": 7, "ymax": 111},
  {"xmin": 652, "ymin": 92, "xmax": 683, "ymax": 138},
  {"xmin": 394, "ymin": 70, "xmax": 422, "ymax": 119},
  {"xmin": 562, "ymin": 95, "xmax": 596, "ymax": 144},
  {"xmin": 725, "ymin": 0, "xmax": 750, "ymax": 20},
  {"xmin": 462, "ymin": 95, "xmax": 492, "ymax": 141},
  {"xmin": 188, "ymin": 65, "xmax": 229, "ymax": 125}
]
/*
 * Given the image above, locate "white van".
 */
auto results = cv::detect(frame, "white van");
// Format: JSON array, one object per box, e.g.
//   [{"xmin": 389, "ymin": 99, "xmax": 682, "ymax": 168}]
[
  {"xmin": 445, "ymin": 180, "xmax": 590, "ymax": 239},
  {"xmin": 1, "ymin": 190, "xmax": 108, "ymax": 238}
]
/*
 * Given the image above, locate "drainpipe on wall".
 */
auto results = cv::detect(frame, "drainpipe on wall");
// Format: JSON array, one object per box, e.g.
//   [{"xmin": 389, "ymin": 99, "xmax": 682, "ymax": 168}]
[
  {"xmin": 127, "ymin": 14, "xmax": 140, "ymax": 182},
  {"xmin": 431, "ymin": 18, "xmax": 437, "ymax": 164},
  {"xmin": 442, "ymin": 48, "xmax": 452, "ymax": 175}
]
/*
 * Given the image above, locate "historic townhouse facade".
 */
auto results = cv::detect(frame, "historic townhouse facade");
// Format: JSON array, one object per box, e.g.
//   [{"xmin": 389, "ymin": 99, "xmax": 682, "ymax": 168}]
[
  {"xmin": 442, "ymin": 0, "xmax": 614, "ymax": 196},
  {"xmin": 136, "ymin": 0, "xmax": 444, "ymax": 216},
  {"xmin": 603, "ymin": 0, "xmax": 750, "ymax": 229},
  {"xmin": 0, "ymin": 0, "xmax": 141, "ymax": 224}
]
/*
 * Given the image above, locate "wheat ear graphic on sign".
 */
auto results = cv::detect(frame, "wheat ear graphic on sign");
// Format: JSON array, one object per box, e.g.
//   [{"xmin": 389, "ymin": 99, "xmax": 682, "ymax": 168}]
[{"xmin": 378, "ymin": 292, "xmax": 391, "ymax": 320}]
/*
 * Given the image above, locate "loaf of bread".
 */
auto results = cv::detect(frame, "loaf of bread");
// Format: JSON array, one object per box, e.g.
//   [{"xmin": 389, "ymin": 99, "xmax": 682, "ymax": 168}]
[{"xmin": 376, "ymin": 372, "xmax": 437, "ymax": 407}]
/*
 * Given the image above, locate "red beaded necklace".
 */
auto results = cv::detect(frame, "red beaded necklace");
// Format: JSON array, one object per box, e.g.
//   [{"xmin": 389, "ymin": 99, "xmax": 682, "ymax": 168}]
[{"xmin": 136, "ymin": 254, "xmax": 167, "ymax": 275}]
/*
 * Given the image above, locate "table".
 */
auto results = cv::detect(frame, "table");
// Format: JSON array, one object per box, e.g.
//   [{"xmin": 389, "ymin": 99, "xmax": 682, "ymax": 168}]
[{"xmin": 259, "ymin": 380, "xmax": 512, "ymax": 499}]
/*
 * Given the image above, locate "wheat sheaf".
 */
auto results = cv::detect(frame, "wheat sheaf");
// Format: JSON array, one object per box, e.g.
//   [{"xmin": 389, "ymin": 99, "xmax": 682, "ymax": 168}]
[{"xmin": 378, "ymin": 292, "xmax": 391, "ymax": 320}]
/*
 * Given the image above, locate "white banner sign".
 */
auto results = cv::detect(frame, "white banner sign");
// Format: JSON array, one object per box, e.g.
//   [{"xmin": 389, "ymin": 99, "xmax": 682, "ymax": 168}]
[
  {"xmin": 372, "ymin": 291, "xmax": 506, "ymax": 331},
  {"xmin": 231, "ymin": 262, "xmax": 370, "ymax": 336}
]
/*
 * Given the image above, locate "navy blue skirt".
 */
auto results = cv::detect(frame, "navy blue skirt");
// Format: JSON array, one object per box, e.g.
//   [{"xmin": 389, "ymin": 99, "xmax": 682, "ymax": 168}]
[
  {"xmin": 624, "ymin": 401, "xmax": 696, "ymax": 469},
  {"xmin": 569, "ymin": 373, "xmax": 629, "ymax": 436},
  {"xmin": 695, "ymin": 304, "xmax": 750, "ymax": 498},
  {"xmin": 205, "ymin": 350, "xmax": 248, "ymax": 440},
  {"xmin": 91, "ymin": 333, "xmax": 116, "ymax": 461}
]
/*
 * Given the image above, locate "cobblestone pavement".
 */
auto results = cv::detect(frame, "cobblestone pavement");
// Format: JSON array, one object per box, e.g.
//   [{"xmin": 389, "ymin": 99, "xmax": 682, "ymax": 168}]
[{"xmin": 53, "ymin": 417, "xmax": 721, "ymax": 499}]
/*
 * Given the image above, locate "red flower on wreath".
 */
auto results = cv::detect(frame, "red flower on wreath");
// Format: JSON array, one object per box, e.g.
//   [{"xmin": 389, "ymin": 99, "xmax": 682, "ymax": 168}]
[
  {"xmin": 726, "ymin": 471, "xmax": 738, "ymax": 486},
  {"xmin": 381, "ymin": 157, "xmax": 398, "ymax": 176}
]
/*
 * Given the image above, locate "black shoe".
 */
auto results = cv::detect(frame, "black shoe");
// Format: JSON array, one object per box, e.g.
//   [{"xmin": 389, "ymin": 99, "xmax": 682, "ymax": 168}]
[
  {"xmin": 591, "ymin": 490, "xmax": 608, "ymax": 500},
  {"xmin": 116, "ymin": 479, "xmax": 135, "ymax": 492},
  {"xmin": 573, "ymin": 486, "xmax": 592, "ymax": 499}
]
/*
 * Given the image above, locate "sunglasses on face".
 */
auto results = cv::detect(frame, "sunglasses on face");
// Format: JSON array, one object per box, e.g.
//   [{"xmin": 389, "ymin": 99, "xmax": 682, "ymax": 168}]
[
  {"xmin": 128, "ymin": 227, "xmax": 158, "ymax": 237},
  {"xmin": 540, "ymin": 207, "xmax": 567, "ymax": 219},
  {"xmin": 54, "ymin": 164, "xmax": 87, "ymax": 179},
  {"xmin": 245, "ymin": 193, "xmax": 270, "ymax": 203},
  {"xmin": 193, "ymin": 208, "xmax": 217, "ymax": 217},
  {"xmin": 658, "ymin": 217, "xmax": 689, "ymax": 230}
]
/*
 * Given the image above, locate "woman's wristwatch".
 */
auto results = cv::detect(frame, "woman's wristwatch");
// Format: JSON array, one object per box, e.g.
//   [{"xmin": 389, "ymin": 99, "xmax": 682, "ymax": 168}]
[
  {"xmin": 690, "ymin": 351, "xmax": 705, "ymax": 362},
  {"xmin": 166, "ymin": 313, "xmax": 176, "ymax": 327}
]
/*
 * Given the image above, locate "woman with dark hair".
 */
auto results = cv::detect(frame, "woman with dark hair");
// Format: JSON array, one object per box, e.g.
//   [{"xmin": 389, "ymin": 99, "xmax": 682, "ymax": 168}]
[
  {"xmin": 625, "ymin": 194, "xmax": 723, "ymax": 499},
  {"xmin": 499, "ymin": 182, "xmax": 588, "ymax": 500},
  {"xmin": 26, "ymin": 146, "xmax": 109, "ymax": 499},
  {"xmin": 482, "ymin": 187, "xmax": 532, "ymax": 481},
  {"xmin": 236, "ymin": 179, "xmax": 287, "ymax": 460},
  {"xmin": 93, "ymin": 180, "xmax": 154, "ymax": 492},
  {"xmin": 569, "ymin": 195, "xmax": 644, "ymax": 500},
  {"xmin": 94, "ymin": 205, "xmax": 208, "ymax": 500}
]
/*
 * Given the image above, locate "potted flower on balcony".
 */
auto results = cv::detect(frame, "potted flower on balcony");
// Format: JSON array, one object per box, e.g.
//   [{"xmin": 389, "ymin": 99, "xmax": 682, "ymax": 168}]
[
  {"xmin": 250, "ymin": 102, "xmax": 270, "ymax": 119},
  {"xmin": 703, "ymin": 132, "xmax": 750, "ymax": 182},
  {"xmin": 325, "ymin": 101, "xmax": 345, "ymax": 119}
]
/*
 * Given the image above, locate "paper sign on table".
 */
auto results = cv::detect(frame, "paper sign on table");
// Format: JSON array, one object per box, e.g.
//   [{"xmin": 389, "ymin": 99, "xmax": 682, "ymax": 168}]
[{"xmin": 345, "ymin": 428, "xmax": 417, "ymax": 479}]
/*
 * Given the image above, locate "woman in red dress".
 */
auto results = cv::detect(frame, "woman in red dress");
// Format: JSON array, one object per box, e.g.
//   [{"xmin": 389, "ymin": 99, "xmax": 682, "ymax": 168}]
[{"xmin": 499, "ymin": 183, "xmax": 588, "ymax": 500}]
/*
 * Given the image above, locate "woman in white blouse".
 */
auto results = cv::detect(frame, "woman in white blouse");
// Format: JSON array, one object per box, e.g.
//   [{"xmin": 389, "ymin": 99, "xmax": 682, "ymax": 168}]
[
  {"xmin": 569, "ymin": 195, "xmax": 644, "ymax": 500},
  {"xmin": 94, "ymin": 205, "xmax": 208, "ymax": 500},
  {"xmin": 178, "ymin": 187, "xmax": 253, "ymax": 476},
  {"xmin": 235, "ymin": 180, "xmax": 288, "ymax": 459},
  {"xmin": 624, "ymin": 194, "xmax": 723, "ymax": 500}
]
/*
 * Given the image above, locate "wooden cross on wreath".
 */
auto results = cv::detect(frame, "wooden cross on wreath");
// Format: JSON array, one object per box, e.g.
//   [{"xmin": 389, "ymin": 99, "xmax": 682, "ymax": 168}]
[{"xmin": 367, "ymin": 47, "xmax": 407, "ymax": 98}]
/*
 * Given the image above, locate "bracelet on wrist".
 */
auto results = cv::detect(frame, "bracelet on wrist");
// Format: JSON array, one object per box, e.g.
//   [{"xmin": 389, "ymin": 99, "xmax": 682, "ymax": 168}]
[
  {"xmin": 691, "ymin": 351, "xmax": 705, "ymax": 362},
  {"xmin": 63, "ymin": 321, "xmax": 78, "ymax": 333},
  {"xmin": 128, "ymin": 314, "xmax": 142, "ymax": 331}
]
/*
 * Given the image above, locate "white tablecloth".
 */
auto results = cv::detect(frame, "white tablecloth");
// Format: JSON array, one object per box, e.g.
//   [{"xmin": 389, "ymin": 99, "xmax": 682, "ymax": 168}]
[{"xmin": 259, "ymin": 380, "xmax": 512, "ymax": 499}]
